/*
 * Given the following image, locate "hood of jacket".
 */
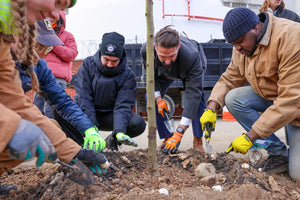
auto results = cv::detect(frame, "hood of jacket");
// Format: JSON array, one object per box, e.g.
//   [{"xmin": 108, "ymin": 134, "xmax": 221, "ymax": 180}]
[{"xmin": 93, "ymin": 49, "xmax": 127, "ymax": 76}]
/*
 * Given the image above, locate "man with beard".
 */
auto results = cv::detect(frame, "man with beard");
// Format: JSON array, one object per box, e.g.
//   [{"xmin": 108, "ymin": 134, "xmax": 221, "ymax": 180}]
[
  {"xmin": 141, "ymin": 26, "xmax": 207, "ymax": 154},
  {"xmin": 74, "ymin": 32, "xmax": 146, "ymax": 151},
  {"xmin": 200, "ymin": 7, "xmax": 300, "ymax": 181}
]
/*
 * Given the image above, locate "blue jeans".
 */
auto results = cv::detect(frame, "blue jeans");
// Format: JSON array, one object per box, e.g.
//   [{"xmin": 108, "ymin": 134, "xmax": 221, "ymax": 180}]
[
  {"xmin": 33, "ymin": 78, "xmax": 67, "ymax": 119},
  {"xmin": 226, "ymin": 86, "xmax": 300, "ymax": 181},
  {"xmin": 224, "ymin": 86, "xmax": 287, "ymax": 155},
  {"xmin": 154, "ymin": 78, "xmax": 206, "ymax": 139}
]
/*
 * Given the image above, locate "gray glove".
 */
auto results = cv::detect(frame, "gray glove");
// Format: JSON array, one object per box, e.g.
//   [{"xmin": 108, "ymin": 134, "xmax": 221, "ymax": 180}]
[
  {"xmin": 7, "ymin": 119, "xmax": 56, "ymax": 167},
  {"xmin": 116, "ymin": 132, "xmax": 138, "ymax": 147}
]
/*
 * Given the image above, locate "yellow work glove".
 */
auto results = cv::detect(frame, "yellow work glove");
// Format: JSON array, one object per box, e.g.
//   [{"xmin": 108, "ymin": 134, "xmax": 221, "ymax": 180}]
[
  {"xmin": 84, "ymin": 127, "xmax": 106, "ymax": 152},
  {"xmin": 200, "ymin": 108, "xmax": 217, "ymax": 139},
  {"xmin": 226, "ymin": 134, "xmax": 253, "ymax": 154}
]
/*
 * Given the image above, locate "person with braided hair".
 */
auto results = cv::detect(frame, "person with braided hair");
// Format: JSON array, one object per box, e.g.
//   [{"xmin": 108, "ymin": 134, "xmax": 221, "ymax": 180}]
[
  {"xmin": 33, "ymin": 10, "xmax": 78, "ymax": 119},
  {"xmin": 0, "ymin": 0, "xmax": 109, "ymax": 195},
  {"xmin": 260, "ymin": 0, "xmax": 300, "ymax": 23}
]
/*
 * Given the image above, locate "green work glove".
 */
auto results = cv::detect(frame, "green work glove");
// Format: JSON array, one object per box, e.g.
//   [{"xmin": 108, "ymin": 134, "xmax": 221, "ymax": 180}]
[
  {"xmin": 116, "ymin": 132, "xmax": 138, "ymax": 147},
  {"xmin": 200, "ymin": 108, "xmax": 217, "ymax": 138},
  {"xmin": 84, "ymin": 127, "xmax": 106, "ymax": 152},
  {"xmin": 226, "ymin": 134, "xmax": 253, "ymax": 154}
]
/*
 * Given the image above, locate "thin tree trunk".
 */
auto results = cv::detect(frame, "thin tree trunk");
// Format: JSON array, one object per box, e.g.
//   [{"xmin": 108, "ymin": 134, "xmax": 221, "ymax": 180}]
[{"xmin": 145, "ymin": 0, "xmax": 158, "ymax": 175}]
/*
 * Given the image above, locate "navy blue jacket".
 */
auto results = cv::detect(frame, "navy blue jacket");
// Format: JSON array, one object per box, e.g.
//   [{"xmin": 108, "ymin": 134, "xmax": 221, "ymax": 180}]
[
  {"xmin": 17, "ymin": 58, "xmax": 94, "ymax": 135},
  {"xmin": 74, "ymin": 50, "xmax": 136, "ymax": 134},
  {"xmin": 274, "ymin": 4, "xmax": 300, "ymax": 23},
  {"xmin": 141, "ymin": 36, "xmax": 207, "ymax": 119}
]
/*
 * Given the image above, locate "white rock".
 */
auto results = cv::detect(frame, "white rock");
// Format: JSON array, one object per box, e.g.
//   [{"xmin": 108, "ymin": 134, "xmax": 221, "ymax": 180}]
[
  {"xmin": 241, "ymin": 163, "xmax": 249, "ymax": 169},
  {"xmin": 258, "ymin": 168, "xmax": 263, "ymax": 172},
  {"xmin": 212, "ymin": 185, "xmax": 223, "ymax": 191},
  {"xmin": 158, "ymin": 188, "xmax": 169, "ymax": 195}
]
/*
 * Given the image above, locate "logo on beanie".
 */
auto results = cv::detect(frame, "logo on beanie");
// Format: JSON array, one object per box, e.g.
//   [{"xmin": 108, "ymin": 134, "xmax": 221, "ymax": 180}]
[{"xmin": 106, "ymin": 44, "xmax": 116, "ymax": 53}]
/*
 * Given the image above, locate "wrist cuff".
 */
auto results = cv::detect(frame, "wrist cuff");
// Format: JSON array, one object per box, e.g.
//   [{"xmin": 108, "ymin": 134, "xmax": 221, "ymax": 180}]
[
  {"xmin": 180, "ymin": 117, "xmax": 191, "ymax": 126},
  {"xmin": 155, "ymin": 91, "xmax": 161, "ymax": 98},
  {"xmin": 205, "ymin": 108, "xmax": 216, "ymax": 113},
  {"xmin": 176, "ymin": 127, "xmax": 185, "ymax": 134}
]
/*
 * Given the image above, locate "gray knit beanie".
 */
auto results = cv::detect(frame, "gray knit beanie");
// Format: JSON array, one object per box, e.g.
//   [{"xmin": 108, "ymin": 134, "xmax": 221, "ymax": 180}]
[{"xmin": 223, "ymin": 7, "xmax": 259, "ymax": 43}]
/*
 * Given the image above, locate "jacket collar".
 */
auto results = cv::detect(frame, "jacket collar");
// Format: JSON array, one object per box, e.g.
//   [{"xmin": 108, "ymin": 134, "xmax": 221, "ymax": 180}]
[
  {"xmin": 257, "ymin": 12, "xmax": 272, "ymax": 46},
  {"xmin": 93, "ymin": 49, "xmax": 127, "ymax": 76}
]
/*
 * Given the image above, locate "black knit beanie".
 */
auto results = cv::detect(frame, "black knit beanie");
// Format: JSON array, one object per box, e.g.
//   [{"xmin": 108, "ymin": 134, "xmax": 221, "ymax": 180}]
[
  {"xmin": 100, "ymin": 32, "xmax": 124, "ymax": 59},
  {"xmin": 223, "ymin": 7, "xmax": 259, "ymax": 43}
]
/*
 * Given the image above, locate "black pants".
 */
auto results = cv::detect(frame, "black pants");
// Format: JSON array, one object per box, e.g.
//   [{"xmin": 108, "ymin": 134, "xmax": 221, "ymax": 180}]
[{"xmin": 53, "ymin": 110, "xmax": 146, "ymax": 146}]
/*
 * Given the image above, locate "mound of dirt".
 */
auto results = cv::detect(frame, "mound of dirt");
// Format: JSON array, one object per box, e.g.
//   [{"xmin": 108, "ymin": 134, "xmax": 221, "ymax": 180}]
[{"xmin": 1, "ymin": 149, "xmax": 300, "ymax": 200}]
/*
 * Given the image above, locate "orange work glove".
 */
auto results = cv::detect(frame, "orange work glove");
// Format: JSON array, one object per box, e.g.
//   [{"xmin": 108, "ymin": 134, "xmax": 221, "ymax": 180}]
[
  {"xmin": 162, "ymin": 131, "xmax": 183, "ymax": 154},
  {"xmin": 157, "ymin": 99, "xmax": 168, "ymax": 118}
]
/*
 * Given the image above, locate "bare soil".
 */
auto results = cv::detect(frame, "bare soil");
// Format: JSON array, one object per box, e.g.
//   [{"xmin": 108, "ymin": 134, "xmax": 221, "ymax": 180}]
[{"xmin": 1, "ymin": 149, "xmax": 300, "ymax": 200}]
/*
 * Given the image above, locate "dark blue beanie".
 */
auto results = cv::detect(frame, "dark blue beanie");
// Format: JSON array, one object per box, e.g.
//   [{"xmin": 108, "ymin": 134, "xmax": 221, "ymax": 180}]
[
  {"xmin": 223, "ymin": 7, "xmax": 259, "ymax": 43},
  {"xmin": 100, "ymin": 32, "xmax": 125, "ymax": 59}
]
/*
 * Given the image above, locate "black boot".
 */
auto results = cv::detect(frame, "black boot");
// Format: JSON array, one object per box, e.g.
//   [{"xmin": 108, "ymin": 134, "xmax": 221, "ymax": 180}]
[
  {"xmin": 254, "ymin": 155, "xmax": 289, "ymax": 174},
  {"xmin": 0, "ymin": 182, "xmax": 17, "ymax": 196}
]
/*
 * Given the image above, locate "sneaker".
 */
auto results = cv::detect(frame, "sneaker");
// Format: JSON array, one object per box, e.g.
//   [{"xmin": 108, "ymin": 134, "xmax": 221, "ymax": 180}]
[
  {"xmin": 0, "ymin": 183, "xmax": 17, "ymax": 196},
  {"xmin": 254, "ymin": 155, "xmax": 289, "ymax": 174},
  {"xmin": 105, "ymin": 134, "xmax": 119, "ymax": 151}
]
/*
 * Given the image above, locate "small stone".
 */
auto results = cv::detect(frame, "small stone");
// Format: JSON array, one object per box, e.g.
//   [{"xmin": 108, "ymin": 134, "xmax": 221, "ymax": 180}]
[
  {"xmin": 177, "ymin": 153, "xmax": 189, "ymax": 161},
  {"xmin": 212, "ymin": 185, "xmax": 223, "ymax": 191},
  {"xmin": 120, "ymin": 156, "xmax": 131, "ymax": 164},
  {"xmin": 136, "ymin": 181, "xmax": 145, "ymax": 186},
  {"xmin": 162, "ymin": 157, "xmax": 169, "ymax": 164},
  {"xmin": 269, "ymin": 176, "xmax": 281, "ymax": 192},
  {"xmin": 216, "ymin": 173, "xmax": 227, "ymax": 184},
  {"xmin": 241, "ymin": 163, "xmax": 249, "ymax": 169},
  {"xmin": 210, "ymin": 152, "xmax": 218, "ymax": 161},
  {"xmin": 258, "ymin": 168, "xmax": 262, "ymax": 172},
  {"xmin": 114, "ymin": 171, "xmax": 122, "ymax": 178},
  {"xmin": 195, "ymin": 163, "xmax": 216, "ymax": 178},
  {"xmin": 111, "ymin": 178, "xmax": 121, "ymax": 185},
  {"xmin": 158, "ymin": 188, "xmax": 169, "ymax": 195},
  {"xmin": 138, "ymin": 152, "xmax": 145, "ymax": 157},
  {"xmin": 158, "ymin": 177, "xmax": 166, "ymax": 182},
  {"xmin": 199, "ymin": 174, "xmax": 216, "ymax": 186},
  {"xmin": 182, "ymin": 159, "xmax": 191, "ymax": 169}
]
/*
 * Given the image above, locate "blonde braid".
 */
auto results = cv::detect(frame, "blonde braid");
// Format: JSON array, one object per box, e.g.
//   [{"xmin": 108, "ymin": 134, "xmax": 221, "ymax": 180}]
[
  {"xmin": 26, "ymin": 24, "xmax": 40, "ymax": 91},
  {"xmin": 27, "ymin": 24, "xmax": 39, "ymax": 66},
  {"xmin": 11, "ymin": 0, "xmax": 40, "ymax": 91},
  {"xmin": 10, "ymin": 0, "xmax": 29, "ymax": 64},
  {"xmin": 260, "ymin": 0, "xmax": 270, "ymax": 12}
]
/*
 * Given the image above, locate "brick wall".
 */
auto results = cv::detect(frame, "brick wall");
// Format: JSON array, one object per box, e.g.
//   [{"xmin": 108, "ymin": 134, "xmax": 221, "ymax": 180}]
[{"xmin": 25, "ymin": 60, "xmax": 83, "ymax": 100}]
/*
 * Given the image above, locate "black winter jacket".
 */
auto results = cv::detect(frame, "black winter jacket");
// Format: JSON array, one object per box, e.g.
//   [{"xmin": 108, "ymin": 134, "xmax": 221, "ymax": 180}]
[
  {"xmin": 274, "ymin": 4, "xmax": 300, "ymax": 23},
  {"xmin": 75, "ymin": 50, "xmax": 137, "ymax": 134},
  {"xmin": 141, "ymin": 36, "xmax": 207, "ymax": 119}
]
